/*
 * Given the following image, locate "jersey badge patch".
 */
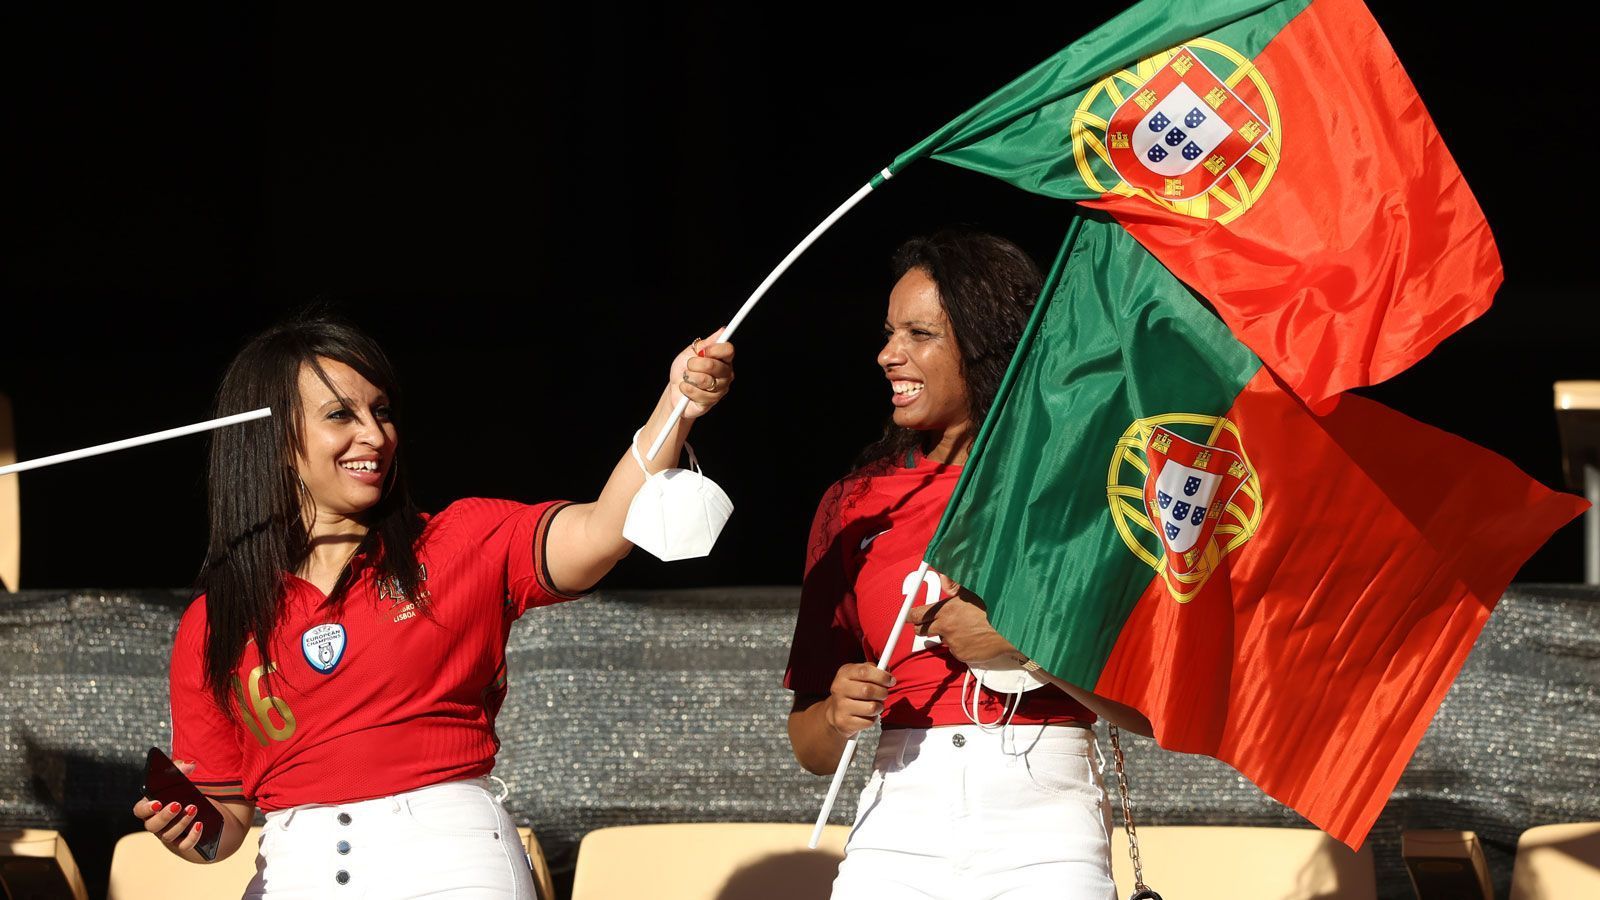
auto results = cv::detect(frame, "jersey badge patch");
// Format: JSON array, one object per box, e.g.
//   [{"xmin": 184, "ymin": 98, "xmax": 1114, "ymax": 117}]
[{"xmin": 301, "ymin": 623, "xmax": 347, "ymax": 674}]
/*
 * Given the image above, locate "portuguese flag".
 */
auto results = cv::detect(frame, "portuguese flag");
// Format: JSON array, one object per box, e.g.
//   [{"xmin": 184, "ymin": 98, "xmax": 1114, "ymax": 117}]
[
  {"xmin": 880, "ymin": 0, "xmax": 1499, "ymax": 413},
  {"xmin": 922, "ymin": 216, "xmax": 1586, "ymax": 848}
]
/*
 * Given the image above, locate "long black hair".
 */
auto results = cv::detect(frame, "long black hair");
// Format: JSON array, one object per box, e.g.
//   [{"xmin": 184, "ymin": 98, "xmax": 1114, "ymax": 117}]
[
  {"xmin": 853, "ymin": 228, "xmax": 1043, "ymax": 472},
  {"xmin": 198, "ymin": 314, "xmax": 424, "ymax": 711}
]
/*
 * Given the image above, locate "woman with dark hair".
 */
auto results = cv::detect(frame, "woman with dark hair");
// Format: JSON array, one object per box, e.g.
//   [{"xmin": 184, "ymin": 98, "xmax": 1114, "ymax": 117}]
[
  {"xmin": 132, "ymin": 315, "xmax": 734, "ymax": 898},
  {"xmin": 785, "ymin": 230, "xmax": 1151, "ymax": 898}
]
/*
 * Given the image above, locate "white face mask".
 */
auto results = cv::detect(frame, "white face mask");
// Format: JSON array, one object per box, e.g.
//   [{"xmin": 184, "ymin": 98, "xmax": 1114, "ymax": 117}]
[
  {"xmin": 962, "ymin": 656, "xmax": 1048, "ymax": 731},
  {"xmin": 968, "ymin": 661, "xmax": 1049, "ymax": 696},
  {"xmin": 622, "ymin": 431, "xmax": 733, "ymax": 562}
]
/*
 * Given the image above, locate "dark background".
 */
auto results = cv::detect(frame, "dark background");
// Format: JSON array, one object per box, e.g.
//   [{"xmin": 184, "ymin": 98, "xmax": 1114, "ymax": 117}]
[{"xmin": 3, "ymin": 3, "xmax": 1591, "ymax": 591}]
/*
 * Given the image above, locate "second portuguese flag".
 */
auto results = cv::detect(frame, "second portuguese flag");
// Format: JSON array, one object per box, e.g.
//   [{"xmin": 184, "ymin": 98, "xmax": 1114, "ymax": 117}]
[
  {"xmin": 885, "ymin": 0, "xmax": 1501, "ymax": 413},
  {"xmin": 923, "ymin": 215, "xmax": 1585, "ymax": 848}
]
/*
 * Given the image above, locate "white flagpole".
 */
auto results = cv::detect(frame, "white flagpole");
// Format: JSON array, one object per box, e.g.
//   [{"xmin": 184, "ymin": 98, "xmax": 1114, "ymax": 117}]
[
  {"xmin": 807, "ymin": 558, "xmax": 929, "ymax": 849},
  {"xmin": 0, "ymin": 408, "xmax": 273, "ymax": 477},
  {"xmin": 644, "ymin": 169, "xmax": 894, "ymax": 461}
]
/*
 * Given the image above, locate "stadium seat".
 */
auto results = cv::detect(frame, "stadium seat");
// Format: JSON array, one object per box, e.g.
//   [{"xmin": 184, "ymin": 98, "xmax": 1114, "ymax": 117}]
[
  {"xmin": 1555, "ymin": 380, "xmax": 1600, "ymax": 583},
  {"xmin": 0, "ymin": 829, "xmax": 88, "ymax": 900},
  {"xmin": 571, "ymin": 822, "xmax": 851, "ymax": 899},
  {"xmin": 106, "ymin": 827, "xmax": 261, "ymax": 900},
  {"xmin": 1109, "ymin": 825, "xmax": 1377, "ymax": 900},
  {"xmin": 1402, "ymin": 829, "xmax": 1492, "ymax": 899},
  {"xmin": 517, "ymin": 826, "xmax": 556, "ymax": 900},
  {"xmin": 1509, "ymin": 822, "xmax": 1600, "ymax": 899}
]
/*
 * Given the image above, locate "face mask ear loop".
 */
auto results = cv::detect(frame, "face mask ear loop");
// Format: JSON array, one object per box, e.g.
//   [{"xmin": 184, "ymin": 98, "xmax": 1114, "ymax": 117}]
[
  {"xmin": 962, "ymin": 669, "xmax": 1011, "ymax": 730},
  {"xmin": 962, "ymin": 670, "xmax": 980, "ymax": 727},
  {"xmin": 629, "ymin": 429, "xmax": 652, "ymax": 476},
  {"xmin": 632, "ymin": 428, "xmax": 695, "ymax": 475},
  {"xmin": 999, "ymin": 687, "xmax": 1023, "ymax": 753}
]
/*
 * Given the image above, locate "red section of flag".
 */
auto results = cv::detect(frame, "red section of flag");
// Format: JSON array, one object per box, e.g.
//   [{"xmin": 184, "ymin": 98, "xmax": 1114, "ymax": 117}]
[
  {"xmin": 1094, "ymin": 369, "xmax": 1587, "ymax": 848},
  {"xmin": 1087, "ymin": 0, "xmax": 1501, "ymax": 413}
]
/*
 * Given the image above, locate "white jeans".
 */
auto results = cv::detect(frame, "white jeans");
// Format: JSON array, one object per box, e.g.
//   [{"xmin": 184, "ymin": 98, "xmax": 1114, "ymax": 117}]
[
  {"xmin": 833, "ymin": 724, "xmax": 1117, "ymax": 900},
  {"xmin": 244, "ymin": 778, "xmax": 535, "ymax": 900}
]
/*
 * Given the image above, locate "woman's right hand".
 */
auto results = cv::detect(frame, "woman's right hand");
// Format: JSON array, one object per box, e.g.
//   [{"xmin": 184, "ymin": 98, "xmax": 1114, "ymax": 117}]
[
  {"xmin": 132, "ymin": 759, "xmax": 206, "ymax": 855},
  {"xmin": 824, "ymin": 663, "xmax": 896, "ymax": 739}
]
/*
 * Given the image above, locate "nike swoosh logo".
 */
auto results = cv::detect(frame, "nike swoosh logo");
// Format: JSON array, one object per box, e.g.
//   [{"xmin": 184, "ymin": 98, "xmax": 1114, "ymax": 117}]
[{"xmin": 860, "ymin": 528, "xmax": 891, "ymax": 551}]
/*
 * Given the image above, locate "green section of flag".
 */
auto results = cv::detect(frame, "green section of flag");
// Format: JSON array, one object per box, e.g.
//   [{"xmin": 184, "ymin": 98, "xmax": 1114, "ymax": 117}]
[
  {"xmin": 888, "ymin": 0, "xmax": 1309, "ymax": 199},
  {"xmin": 925, "ymin": 215, "xmax": 1260, "ymax": 686}
]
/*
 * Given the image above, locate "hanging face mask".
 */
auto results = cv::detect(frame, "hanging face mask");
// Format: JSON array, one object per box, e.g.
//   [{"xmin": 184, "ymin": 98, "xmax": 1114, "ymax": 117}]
[
  {"xmin": 962, "ymin": 658, "xmax": 1049, "ymax": 730},
  {"xmin": 622, "ymin": 430, "xmax": 733, "ymax": 562}
]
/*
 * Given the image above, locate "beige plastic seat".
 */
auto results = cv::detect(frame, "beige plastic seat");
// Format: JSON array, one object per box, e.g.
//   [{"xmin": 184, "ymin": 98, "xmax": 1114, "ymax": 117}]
[
  {"xmin": 517, "ymin": 826, "xmax": 557, "ymax": 900},
  {"xmin": 106, "ymin": 827, "xmax": 262, "ymax": 900},
  {"xmin": 1403, "ymin": 829, "xmax": 1491, "ymax": 899},
  {"xmin": 1110, "ymin": 826, "xmax": 1377, "ymax": 900},
  {"xmin": 571, "ymin": 822, "xmax": 851, "ymax": 900},
  {"xmin": 1, "ymin": 391, "xmax": 18, "ymax": 591},
  {"xmin": 0, "ymin": 829, "xmax": 89, "ymax": 900},
  {"xmin": 1509, "ymin": 822, "xmax": 1600, "ymax": 899}
]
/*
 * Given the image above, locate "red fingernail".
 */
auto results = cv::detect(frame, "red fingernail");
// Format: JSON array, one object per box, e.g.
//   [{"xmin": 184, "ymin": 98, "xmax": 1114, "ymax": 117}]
[
  {"xmin": 168, "ymin": 802, "xmax": 181, "ymax": 813},
  {"xmin": 696, "ymin": 349, "xmax": 705, "ymax": 357},
  {"xmin": 193, "ymin": 822, "xmax": 203, "ymax": 834},
  {"xmin": 150, "ymin": 800, "xmax": 162, "ymax": 813},
  {"xmin": 185, "ymin": 805, "xmax": 197, "ymax": 817}
]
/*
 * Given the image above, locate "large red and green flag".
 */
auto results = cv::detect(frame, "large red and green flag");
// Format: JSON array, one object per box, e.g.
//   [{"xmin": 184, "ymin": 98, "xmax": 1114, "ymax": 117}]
[
  {"xmin": 923, "ymin": 215, "xmax": 1586, "ymax": 848},
  {"xmin": 879, "ymin": 0, "xmax": 1498, "ymax": 413}
]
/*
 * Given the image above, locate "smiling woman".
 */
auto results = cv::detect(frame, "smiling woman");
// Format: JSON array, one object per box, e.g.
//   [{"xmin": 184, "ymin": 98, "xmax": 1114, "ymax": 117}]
[
  {"xmin": 786, "ymin": 230, "xmax": 1149, "ymax": 900},
  {"xmin": 131, "ymin": 314, "xmax": 734, "ymax": 899}
]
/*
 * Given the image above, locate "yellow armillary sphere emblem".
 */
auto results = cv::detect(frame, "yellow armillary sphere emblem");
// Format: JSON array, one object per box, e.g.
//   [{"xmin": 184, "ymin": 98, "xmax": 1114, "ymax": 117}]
[
  {"xmin": 1071, "ymin": 40, "xmax": 1282, "ymax": 225},
  {"xmin": 1106, "ymin": 413, "xmax": 1264, "ymax": 603}
]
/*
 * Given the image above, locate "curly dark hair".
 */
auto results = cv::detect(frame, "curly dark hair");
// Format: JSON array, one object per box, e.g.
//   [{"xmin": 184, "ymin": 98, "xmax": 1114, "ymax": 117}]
[{"xmin": 852, "ymin": 228, "xmax": 1043, "ymax": 473}]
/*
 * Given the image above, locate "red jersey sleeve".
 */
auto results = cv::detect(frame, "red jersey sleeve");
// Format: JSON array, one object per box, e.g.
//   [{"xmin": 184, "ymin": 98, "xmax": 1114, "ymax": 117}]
[
  {"xmin": 169, "ymin": 599, "xmax": 249, "ymax": 802},
  {"xmin": 785, "ymin": 480, "xmax": 867, "ymax": 697},
  {"xmin": 434, "ymin": 498, "xmax": 582, "ymax": 617}
]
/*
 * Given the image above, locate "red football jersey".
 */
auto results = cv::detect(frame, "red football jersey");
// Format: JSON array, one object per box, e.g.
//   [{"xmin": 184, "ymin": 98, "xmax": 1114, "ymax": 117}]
[
  {"xmin": 785, "ymin": 455, "xmax": 1092, "ymax": 728},
  {"xmin": 170, "ymin": 498, "xmax": 577, "ymax": 810}
]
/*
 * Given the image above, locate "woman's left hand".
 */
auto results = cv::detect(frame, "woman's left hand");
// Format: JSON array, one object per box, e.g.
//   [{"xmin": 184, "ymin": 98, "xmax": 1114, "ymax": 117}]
[
  {"xmin": 669, "ymin": 328, "xmax": 735, "ymax": 419},
  {"xmin": 906, "ymin": 579, "xmax": 1020, "ymax": 665}
]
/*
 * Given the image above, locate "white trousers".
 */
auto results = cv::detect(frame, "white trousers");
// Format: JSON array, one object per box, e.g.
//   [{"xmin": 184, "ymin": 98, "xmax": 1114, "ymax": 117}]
[
  {"xmin": 243, "ymin": 778, "xmax": 536, "ymax": 900},
  {"xmin": 833, "ymin": 724, "xmax": 1118, "ymax": 900}
]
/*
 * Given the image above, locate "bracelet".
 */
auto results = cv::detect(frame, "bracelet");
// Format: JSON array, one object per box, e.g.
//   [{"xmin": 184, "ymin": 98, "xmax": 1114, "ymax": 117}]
[{"xmin": 1016, "ymin": 654, "xmax": 1042, "ymax": 673}]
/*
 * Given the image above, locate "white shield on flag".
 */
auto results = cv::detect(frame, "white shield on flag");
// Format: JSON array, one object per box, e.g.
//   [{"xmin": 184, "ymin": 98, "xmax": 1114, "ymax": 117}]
[
  {"xmin": 1150, "ymin": 459, "xmax": 1222, "ymax": 554},
  {"xmin": 1131, "ymin": 83, "xmax": 1235, "ymax": 178},
  {"xmin": 1142, "ymin": 426, "xmax": 1251, "ymax": 575}
]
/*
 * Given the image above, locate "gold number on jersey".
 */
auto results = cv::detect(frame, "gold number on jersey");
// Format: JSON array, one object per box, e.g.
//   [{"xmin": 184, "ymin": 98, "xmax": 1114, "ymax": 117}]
[{"xmin": 231, "ymin": 662, "xmax": 297, "ymax": 746}]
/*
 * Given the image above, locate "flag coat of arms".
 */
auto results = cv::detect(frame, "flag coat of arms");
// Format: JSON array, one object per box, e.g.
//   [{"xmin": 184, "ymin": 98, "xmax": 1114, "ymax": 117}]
[
  {"xmin": 881, "ymin": 0, "xmax": 1501, "ymax": 414},
  {"xmin": 1104, "ymin": 46, "xmax": 1272, "ymax": 201}
]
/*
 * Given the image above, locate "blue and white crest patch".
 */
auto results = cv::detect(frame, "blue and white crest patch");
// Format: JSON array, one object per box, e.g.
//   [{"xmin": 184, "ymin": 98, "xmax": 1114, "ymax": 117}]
[{"xmin": 301, "ymin": 623, "xmax": 347, "ymax": 674}]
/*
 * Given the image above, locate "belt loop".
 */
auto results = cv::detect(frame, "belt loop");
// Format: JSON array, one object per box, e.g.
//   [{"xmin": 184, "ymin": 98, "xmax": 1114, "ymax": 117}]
[{"xmin": 280, "ymin": 808, "xmax": 297, "ymax": 829}]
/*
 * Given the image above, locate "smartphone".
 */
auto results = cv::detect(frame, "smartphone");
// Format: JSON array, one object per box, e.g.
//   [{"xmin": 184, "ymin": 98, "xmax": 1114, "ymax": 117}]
[{"xmin": 141, "ymin": 747, "xmax": 225, "ymax": 862}]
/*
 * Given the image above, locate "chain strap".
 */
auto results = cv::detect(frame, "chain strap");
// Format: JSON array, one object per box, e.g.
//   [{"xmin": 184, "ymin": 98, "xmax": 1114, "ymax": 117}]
[{"xmin": 1109, "ymin": 724, "xmax": 1161, "ymax": 899}]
